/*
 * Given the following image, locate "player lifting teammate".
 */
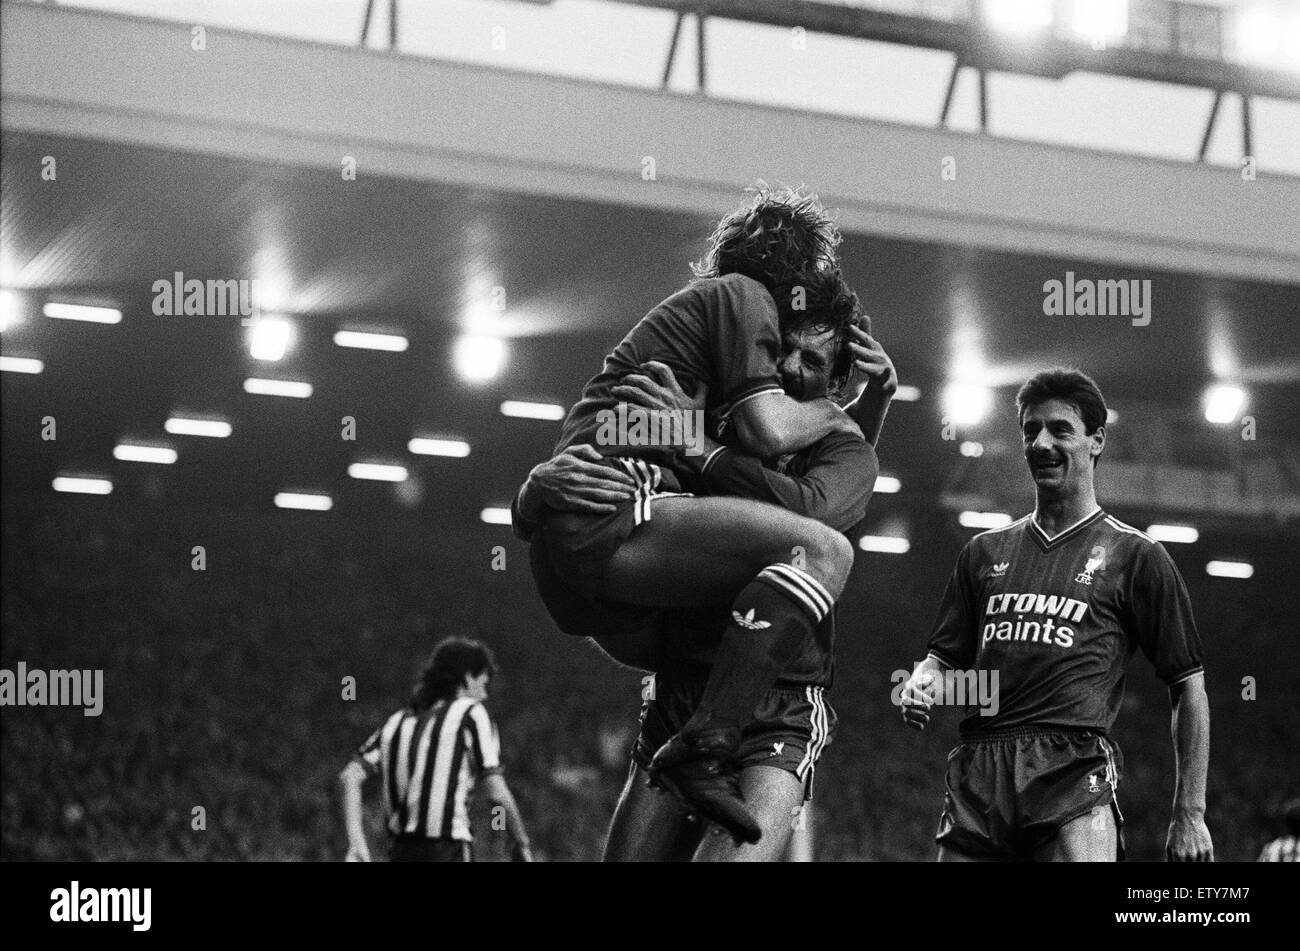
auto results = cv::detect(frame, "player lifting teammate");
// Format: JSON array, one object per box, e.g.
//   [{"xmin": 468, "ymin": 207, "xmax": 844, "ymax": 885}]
[
  {"xmin": 900, "ymin": 369, "xmax": 1212, "ymax": 861},
  {"xmin": 513, "ymin": 188, "xmax": 868, "ymax": 844}
]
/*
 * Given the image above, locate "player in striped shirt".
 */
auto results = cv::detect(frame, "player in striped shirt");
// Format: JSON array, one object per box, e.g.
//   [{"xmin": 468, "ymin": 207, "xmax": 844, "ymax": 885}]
[
  {"xmin": 900, "ymin": 368, "xmax": 1212, "ymax": 861},
  {"xmin": 339, "ymin": 638, "xmax": 532, "ymax": 862}
]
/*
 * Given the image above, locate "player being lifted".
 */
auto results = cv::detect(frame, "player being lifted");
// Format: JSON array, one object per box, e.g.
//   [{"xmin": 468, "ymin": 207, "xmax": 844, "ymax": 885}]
[
  {"xmin": 513, "ymin": 188, "xmax": 869, "ymax": 844},
  {"xmin": 900, "ymin": 369, "xmax": 1212, "ymax": 861},
  {"xmin": 521, "ymin": 285, "xmax": 896, "ymax": 859}
]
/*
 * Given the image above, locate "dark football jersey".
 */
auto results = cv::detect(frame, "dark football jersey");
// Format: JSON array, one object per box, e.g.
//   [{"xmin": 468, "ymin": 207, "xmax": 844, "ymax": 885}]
[
  {"xmin": 553, "ymin": 273, "xmax": 784, "ymax": 463},
  {"xmin": 926, "ymin": 508, "xmax": 1204, "ymax": 737}
]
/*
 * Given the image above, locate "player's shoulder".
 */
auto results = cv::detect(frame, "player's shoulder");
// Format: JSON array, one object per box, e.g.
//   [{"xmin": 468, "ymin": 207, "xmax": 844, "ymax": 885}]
[
  {"xmin": 965, "ymin": 513, "xmax": 1032, "ymax": 554},
  {"xmin": 682, "ymin": 273, "xmax": 776, "ymax": 310},
  {"xmin": 1096, "ymin": 513, "xmax": 1167, "ymax": 559}
]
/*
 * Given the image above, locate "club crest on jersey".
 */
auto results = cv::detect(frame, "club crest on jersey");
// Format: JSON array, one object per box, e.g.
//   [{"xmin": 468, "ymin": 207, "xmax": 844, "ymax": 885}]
[
  {"xmin": 1075, "ymin": 546, "xmax": 1107, "ymax": 585},
  {"xmin": 732, "ymin": 608, "xmax": 771, "ymax": 630},
  {"xmin": 1087, "ymin": 773, "xmax": 1102, "ymax": 793},
  {"xmin": 989, "ymin": 562, "xmax": 1009, "ymax": 578}
]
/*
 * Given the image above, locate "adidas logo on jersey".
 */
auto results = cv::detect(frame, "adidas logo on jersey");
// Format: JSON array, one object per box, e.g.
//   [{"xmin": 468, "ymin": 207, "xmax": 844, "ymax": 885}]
[
  {"xmin": 732, "ymin": 608, "xmax": 771, "ymax": 630},
  {"xmin": 990, "ymin": 562, "xmax": 1009, "ymax": 577}
]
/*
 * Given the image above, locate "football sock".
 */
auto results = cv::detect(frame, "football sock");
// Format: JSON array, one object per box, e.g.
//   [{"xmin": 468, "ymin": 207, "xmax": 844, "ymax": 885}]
[{"xmin": 683, "ymin": 563, "xmax": 832, "ymax": 737}]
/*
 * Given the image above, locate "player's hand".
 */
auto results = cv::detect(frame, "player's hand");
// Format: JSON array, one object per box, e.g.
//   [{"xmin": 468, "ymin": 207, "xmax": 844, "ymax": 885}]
[
  {"xmin": 345, "ymin": 846, "xmax": 371, "ymax": 862},
  {"xmin": 846, "ymin": 322, "xmax": 897, "ymax": 397},
  {"xmin": 1166, "ymin": 811, "xmax": 1213, "ymax": 862},
  {"xmin": 610, "ymin": 361, "xmax": 707, "ymax": 415},
  {"xmin": 526, "ymin": 444, "xmax": 636, "ymax": 515},
  {"xmin": 899, "ymin": 669, "xmax": 937, "ymax": 731}
]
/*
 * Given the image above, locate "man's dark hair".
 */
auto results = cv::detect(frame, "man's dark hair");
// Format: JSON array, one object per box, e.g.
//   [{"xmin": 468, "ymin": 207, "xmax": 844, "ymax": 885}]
[
  {"xmin": 692, "ymin": 184, "xmax": 841, "ymax": 293},
  {"xmin": 1015, "ymin": 367, "xmax": 1108, "ymax": 435},
  {"xmin": 773, "ymin": 267, "xmax": 863, "ymax": 398},
  {"xmin": 411, "ymin": 637, "xmax": 497, "ymax": 710}
]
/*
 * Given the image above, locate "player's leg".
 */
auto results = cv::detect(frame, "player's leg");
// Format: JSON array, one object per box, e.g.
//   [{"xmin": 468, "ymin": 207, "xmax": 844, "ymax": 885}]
[
  {"xmin": 692, "ymin": 765, "xmax": 804, "ymax": 862},
  {"xmin": 603, "ymin": 762, "xmax": 703, "ymax": 862},
  {"xmin": 601, "ymin": 497, "xmax": 852, "ymax": 845},
  {"xmin": 1032, "ymin": 805, "xmax": 1118, "ymax": 862},
  {"xmin": 601, "ymin": 494, "xmax": 850, "ymax": 734},
  {"xmin": 595, "ymin": 495, "xmax": 853, "ymax": 609}
]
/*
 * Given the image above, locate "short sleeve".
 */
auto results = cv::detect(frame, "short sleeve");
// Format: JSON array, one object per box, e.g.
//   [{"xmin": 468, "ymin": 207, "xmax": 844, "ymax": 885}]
[
  {"xmin": 355, "ymin": 725, "xmax": 384, "ymax": 778},
  {"xmin": 1128, "ymin": 543, "xmax": 1204, "ymax": 686},
  {"xmin": 467, "ymin": 703, "xmax": 502, "ymax": 776},
  {"xmin": 926, "ymin": 542, "xmax": 981, "ymax": 670},
  {"xmin": 705, "ymin": 275, "xmax": 785, "ymax": 417}
]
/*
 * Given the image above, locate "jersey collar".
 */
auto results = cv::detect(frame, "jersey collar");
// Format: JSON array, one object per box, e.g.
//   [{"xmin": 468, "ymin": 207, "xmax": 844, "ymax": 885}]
[{"xmin": 1028, "ymin": 506, "xmax": 1105, "ymax": 552}]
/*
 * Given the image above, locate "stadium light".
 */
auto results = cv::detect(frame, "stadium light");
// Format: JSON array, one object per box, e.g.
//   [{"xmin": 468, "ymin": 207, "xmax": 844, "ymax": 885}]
[
  {"xmin": 960, "ymin": 441, "xmax": 984, "ymax": 458},
  {"xmin": 858, "ymin": 535, "xmax": 911, "ymax": 554},
  {"xmin": 0, "ymin": 355, "xmax": 43, "ymax": 374},
  {"xmin": 480, "ymin": 507, "xmax": 513, "ymax": 525},
  {"xmin": 1206, "ymin": 560, "xmax": 1254, "ymax": 579},
  {"xmin": 501, "ymin": 401, "xmax": 565, "ymax": 421},
  {"xmin": 982, "ymin": 0, "xmax": 1054, "ymax": 36},
  {"xmin": 0, "ymin": 289, "xmax": 19, "ymax": 331},
  {"xmin": 274, "ymin": 492, "xmax": 333, "ymax": 511},
  {"xmin": 248, "ymin": 317, "xmax": 294, "ymax": 362},
  {"xmin": 1203, "ymin": 384, "xmax": 1245, "ymax": 424},
  {"xmin": 1069, "ymin": 0, "xmax": 1128, "ymax": 44},
  {"xmin": 943, "ymin": 382, "xmax": 994, "ymax": 427},
  {"xmin": 52, "ymin": 476, "xmax": 113, "ymax": 495},
  {"xmin": 113, "ymin": 444, "xmax": 178, "ymax": 465},
  {"xmin": 874, "ymin": 476, "xmax": 901, "ymax": 494},
  {"xmin": 348, "ymin": 462, "xmax": 408, "ymax": 482},
  {"xmin": 408, "ymin": 437, "xmax": 471, "ymax": 458},
  {"xmin": 165, "ymin": 417, "xmax": 232, "ymax": 438},
  {"xmin": 1146, "ymin": 524, "xmax": 1199, "ymax": 544},
  {"xmin": 333, "ymin": 330, "xmax": 409, "ymax": 352},
  {"xmin": 1233, "ymin": 6, "xmax": 1284, "ymax": 66},
  {"xmin": 244, "ymin": 378, "xmax": 313, "ymax": 399},
  {"xmin": 959, "ymin": 511, "xmax": 1013, "ymax": 529},
  {"xmin": 893, "ymin": 385, "xmax": 922, "ymax": 402},
  {"xmin": 1106, "ymin": 408, "xmax": 1119, "ymax": 425},
  {"xmin": 454, "ymin": 335, "xmax": 506, "ymax": 383},
  {"xmin": 44, "ymin": 301, "xmax": 122, "ymax": 324}
]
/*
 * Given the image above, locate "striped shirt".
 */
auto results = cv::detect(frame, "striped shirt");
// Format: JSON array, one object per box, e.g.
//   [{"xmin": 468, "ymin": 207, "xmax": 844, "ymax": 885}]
[
  {"xmin": 1258, "ymin": 836, "xmax": 1298, "ymax": 862},
  {"xmin": 356, "ymin": 697, "xmax": 502, "ymax": 842}
]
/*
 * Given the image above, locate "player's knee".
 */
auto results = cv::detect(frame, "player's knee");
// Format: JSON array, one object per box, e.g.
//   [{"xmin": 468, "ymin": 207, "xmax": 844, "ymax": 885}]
[{"xmin": 798, "ymin": 524, "xmax": 853, "ymax": 595}]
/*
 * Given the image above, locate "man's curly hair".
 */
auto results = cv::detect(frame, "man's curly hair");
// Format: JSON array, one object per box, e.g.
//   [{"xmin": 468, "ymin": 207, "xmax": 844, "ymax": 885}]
[{"xmin": 692, "ymin": 184, "xmax": 842, "ymax": 292}]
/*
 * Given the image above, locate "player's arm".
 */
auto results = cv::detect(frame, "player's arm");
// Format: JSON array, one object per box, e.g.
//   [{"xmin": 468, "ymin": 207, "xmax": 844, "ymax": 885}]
[
  {"xmin": 840, "ymin": 321, "xmax": 898, "ymax": 448},
  {"xmin": 469, "ymin": 704, "xmax": 533, "ymax": 861},
  {"xmin": 511, "ymin": 445, "xmax": 637, "ymax": 540},
  {"xmin": 730, "ymin": 392, "xmax": 861, "ymax": 459},
  {"xmin": 338, "ymin": 759, "xmax": 372, "ymax": 862},
  {"xmin": 613, "ymin": 360, "xmax": 876, "ymax": 532},
  {"xmin": 1129, "ymin": 543, "xmax": 1213, "ymax": 861},
  {"xmin": 689, "ymin": 430, "xmax": 876, "ymax": 534},
  {"xmin": 900, "ymin": 544, "xmax": 981, "ymax": 731},
  {"xmin": 482, "ymin": 773, "xmax": 533, "ymax": 862},
  {"xmin": 1168, "ymin": 672, "xmax": 1212, "ymax": 861}
]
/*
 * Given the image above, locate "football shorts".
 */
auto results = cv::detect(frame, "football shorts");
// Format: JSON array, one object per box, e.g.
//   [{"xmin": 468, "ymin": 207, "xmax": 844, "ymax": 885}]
[{"xmin": 935, "ymin": 727, "xmax": 1126, "ymax": 860}]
